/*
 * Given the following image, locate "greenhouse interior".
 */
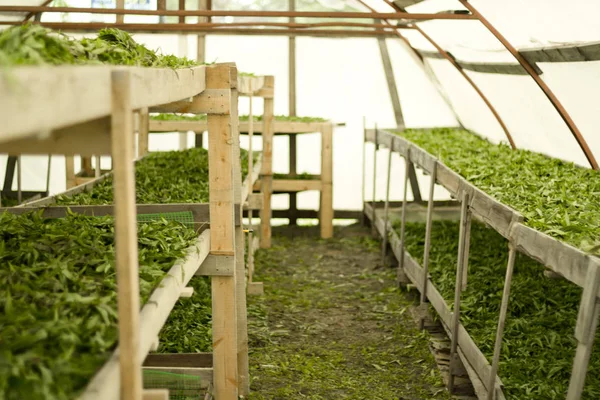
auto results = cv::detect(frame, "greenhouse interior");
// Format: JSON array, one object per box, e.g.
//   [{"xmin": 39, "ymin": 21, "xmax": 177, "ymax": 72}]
[{"xmin": 1, "ymin": 0, "xmax": 600, "ymax": 399}]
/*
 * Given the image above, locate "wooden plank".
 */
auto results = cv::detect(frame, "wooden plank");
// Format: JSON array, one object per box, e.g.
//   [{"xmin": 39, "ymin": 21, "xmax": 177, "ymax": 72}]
[
  {"xmin": 255, "ymin": 179, "xmax": 321, "ymax": 192},
  {"xmin": 111, "ymin": 70, "xmax": 142, "ymax": 400},
  {"xmin": 144, "ymin": 353, "xmax": 212, "ymax": 368},
  {"xmin": 0, "ymin": 66, "xmax": 206, "ymax": 144},
  {"xmin": 419, "ymin": 163, "xmax": 436, "ymax": 328},
  {"xmin": 150, "ymin": 89, "xmax": 229, "ymax": 114},
  {"xmin": 149, "ymin": 120, "xmax": 207, "ymax": 132},
  {"xmin": 436, "ymin": 162, "xmax": 461, "ymax": 196},
  {"xmin": 511, "ymin": 223, "xmax": 594, "ymax": 291},
  {"xmin": 320, "ymin": 123, "xmax": 333, "ymax": 238},
  {"xmin": 467, "ymin": 185, "xmax": 520, "ymax": 239},
  {"xmin": 142, "ymin": 389, "xmax": 169, "ymax": 400},
  {"xmin": 238, "ymin": 75, "xmax": 265, "ymax": 96},
  {"xmin": 270, "ymin": 209, "xmax": 362, "ymax": 219},
  {"xmin": 260, "ymin": 76, "xmax": 274, "ymax": 249},
  {"xmin": 381, "ymin": 142, "xmax": 393, "ymax": 260},
  {"xmin": 206, "ymin": 64, "xmax": 238, "ymax": 400}
]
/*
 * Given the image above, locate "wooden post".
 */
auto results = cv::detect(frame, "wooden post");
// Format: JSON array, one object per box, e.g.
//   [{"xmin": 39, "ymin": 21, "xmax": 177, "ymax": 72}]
[
  {"xmin": 419, "ymin": 161, "xmax": 436, "ymax": 330},
  {"xmin": 566, "ymin": 261, "xmax": 600, "ymax": 399},
  {"xmin": 320, "ymin": 123, "xmax": 333, "ymax": 238},
  {"xmin": 247, "ymin": 92, "xmax": 256, "ymax": 285},
  {"xmin": 259, "ymin": 76, "xmax": 274, "ymax": 248},
  {"xmin": 449, "ymin": 191, "xmax": 471, "ymax": 393},
  {"xmin": 371, "ymin": 125, "xmax": 378, "ymax": 236},
  {"xmin": 487, "ymin": 244, "xmax": 517, "ymax": 400},
  {"xmin": 196, "ymin": 0, "xmax": 208, "ymax": 63},
  {"xmin": 381, "ymin": 139, "xmax": 393, "ymax": 260},
  {"xmin": 179, "ymin": 0, "xmax": 185, "ymax": 23},
  {"xmin": 461, "ymin": 210, "xmax": 472, "ymax": 290},
  {"xmin": 377, "ymin": 29, "xmax": 422, "ymax": 202},
  {"xmin": 95, "ymin": 155, "xmax": 101, "ymax": 178},
  {"xmin": 111, "ymin": 70, "xmax": 142, "ymax": 400},
  {"xmin": 116, "ymin": 0, "xmax": 124, "ymax": 24},
  {"xmin": 17, "ymin": 155, "xmax": 22, "ymax": 204},
  {"xmin": 288, "ymin": 0, "xmax": 298, "ymax": 226},
  {"xmin": 138, "ymin": 107, "xmax": 149, "ymax": 157},
  {"xmin": 65, "ymin": 156, "xmax": 76, "ymax": 189},
  {"xmin": 361, "ymin": 117, "xmax": 366, "ymax": 226},
  {"xmin": 288, "ymin": 134, "xmax": 298, "ymax": 225},
  {"xmin": 207, "ymin": 65, "xmax": 238, "ymax": 400},
  {"xmin": 45, "ymin": 155, "xmax": 52, "ymax": 196},
  {"xmin": 230, "ymin": 76, "xmax": 250, "ymax": 397},
  {"xmin": 397, "ymin": 149, "xmax": 411, "ymax": 284}
]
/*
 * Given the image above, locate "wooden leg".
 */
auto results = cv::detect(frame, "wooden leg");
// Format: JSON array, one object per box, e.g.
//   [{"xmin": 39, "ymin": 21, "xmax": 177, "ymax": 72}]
[
  {"xmin": 361, "ymin": 119, "xmax": 366, "ymax": 226},
  {"xmin": 138, "ymin": 107, "xmax": 149, "ymax": 157},
  {"xmin": 487, "ymin": 245, "xmax": 517, "ymax": 399},
  {"xmin": 111, "ymin": 70, "xmax": 142, "ymax": 400},
  {"xmin": 566, "ymin": 262, "xmax": 600, "ymax": 400},
  {"xmin": 260, "ymin": 76, "xmax": 274, "ymax": 249},
  {"xmin": 371, "ymin": 129, "xmax": 378, "ymax": 237},
  {"xmin": 419, "ymin": 163, "xmax": 436, "ymax": 330},
  {"xmin": 65, "ymin": 155, "xmax": 76, "ymax": 189},
  {"xmin": 397, "ymin": 153, "xmax": 410, "ymax": 281},
  {"xmin": 449, "ymin": 191, "xmax": 471, "ymax": 393},
  {"xmin": 320, "ymin": 124, "xmax": 333, "ymax": 239},
  {"xmin": 289, "ymin": 134, "xmax": 298, "ymax": 226},
  {"xmin": 381, "ymin": 144, "xmax": 393, "ymax": 261},
  {"xmin": 207, "ymin": 65, "xmax": 238, "ymax": 400}
]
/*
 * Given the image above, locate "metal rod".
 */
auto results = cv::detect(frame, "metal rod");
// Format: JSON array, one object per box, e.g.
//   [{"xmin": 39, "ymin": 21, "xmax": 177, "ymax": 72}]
[
  {"xmin": 459, "ymin": 0, "xmax": 597, "ymax": 169},
  {"xmin": 487, "ymin": 244, "xmax": 517, "ymax": 400},
  {"xmin": 45, "ymin": 155, "xmax": 52, "ymax": 196},
  {"xmin": 449, "ymin": 191, "xmax": 471, "ymax": 393},
  {"xmin": 17, "ymin": 156, "xmax": 22, "ymax": 204},
  {"xmin": 419, "ymin": 162, "xmax": 436, "ymax": 329},
  {"xmin": 361, "ymin": 117, "xmax": 367, "ymax": 226},
  {"xmin": 1, "ymin": 22, "xmax": 401, "ymax": 37},
  {"xmin": 398, "ymin": 149, "xmax": 410, "ymax": 271},
  {"xmin": 381, "ymin": 139, "xmax": 394, "ymax": 261},
  {"xmin": 379, "ymin": 0, "xmax": 516, "ymax": 150},
  {"xmin": 0, "ymin": 6, "xmax": 477, "ymax": 20},
  {"xmin": 371, "ymin": 124, "xmax": 378, "ymax": 236}
]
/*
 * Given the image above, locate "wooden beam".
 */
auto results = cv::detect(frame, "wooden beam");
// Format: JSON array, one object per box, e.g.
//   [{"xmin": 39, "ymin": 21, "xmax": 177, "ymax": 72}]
[
  {"xmin": 116, "ymin": 0, "xmax": 124, "ymax": 24},
  {"xmin": 260, "ymin": 76, "xmax": 275, "ymax": 248},
  {"xmin": 320, "ymin": 124, "xmax": 333, "ymax": 238},
  {"xmin": 111, "ymin": 70, "xmax": 142, "ymax": 400},
  {"xmin": 206, "ymin": 64, "xmax": 238, "ymax": 400}
]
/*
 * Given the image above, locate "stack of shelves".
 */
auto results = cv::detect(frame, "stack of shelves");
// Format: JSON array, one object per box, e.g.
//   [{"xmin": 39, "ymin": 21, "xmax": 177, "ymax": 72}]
[
  {"xmin": 0, "ymin": 63, "xmax": 246, "ymax": 400},
  {"xmin": 363, "ymin": 128, "xmax": 600, "ymax": 400}
]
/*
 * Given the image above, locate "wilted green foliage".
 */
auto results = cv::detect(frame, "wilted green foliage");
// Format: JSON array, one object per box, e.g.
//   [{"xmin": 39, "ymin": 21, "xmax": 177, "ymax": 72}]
[
  {"xmin": 0, "ymin": 25, "xmax": 197, "ymax": 67},
  {"xmin": 399, "ymin": 220, "xmax": 600, "ymax": 399},
  {"xmin": 56, "ymin": 148, "xmax": 256, "ymax": 205},
  {"xmin": 0, "ymin": 211, "xmax": 197, "ymax": 399},
  {"xmin": 397, "ymin": 128, "xmax": 600, "ymax": 255}
]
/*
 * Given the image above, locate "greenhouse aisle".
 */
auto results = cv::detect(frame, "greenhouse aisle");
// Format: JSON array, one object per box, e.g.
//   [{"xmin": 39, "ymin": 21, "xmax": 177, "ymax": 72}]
[{"xmin": 246, "ymin": 224, "xmax": 452, "ymax": 399}]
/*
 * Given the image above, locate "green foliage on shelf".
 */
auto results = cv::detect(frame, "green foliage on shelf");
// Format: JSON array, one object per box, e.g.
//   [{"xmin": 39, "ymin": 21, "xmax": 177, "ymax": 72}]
[
  {"xmin": 396, "ymin": 128, "xmax": 600, "ymax": 255},
  {"xmin": 398, "ymin": 220, "xmax": 600, "ymax": 399},
  {"xmin": 0, "ymin": 211, "xmax": 197, "ymax": 399},
  {"xmin": 157, "ymin": 276, "xmax": 212, "ymax": 353},
  {"xmin": 0, "ymin": 24, "xmax": 197, "ymax": 67},
  {"xmin": 56, "ymin": 148, "xmax": 256, "ymax": 205},
  {"xmin": 273, "ymin": 172, "xmax": 319, "ymax": 180}
]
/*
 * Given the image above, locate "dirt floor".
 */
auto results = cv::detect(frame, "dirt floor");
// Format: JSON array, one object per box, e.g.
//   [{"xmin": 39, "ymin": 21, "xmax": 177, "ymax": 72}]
[{"xmin": 246, "ymin": 224, "xmax": 453, "ymax": 400}]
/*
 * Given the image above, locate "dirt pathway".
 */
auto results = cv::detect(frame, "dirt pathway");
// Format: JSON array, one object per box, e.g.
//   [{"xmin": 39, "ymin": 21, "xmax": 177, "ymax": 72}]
[{"xmin": 246, "ymin": 224, "xmax": 452, "ymax": 400}]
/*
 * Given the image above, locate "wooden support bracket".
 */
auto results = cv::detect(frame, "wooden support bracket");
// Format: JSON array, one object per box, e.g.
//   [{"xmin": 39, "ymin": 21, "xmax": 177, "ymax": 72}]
[
  {"xmin": 196, "ymin": 254, "xmax": 235, "ymax": 276},
  {"xmin": 150, "ymin": 89, "xmax": 230, "ymax": 114}
]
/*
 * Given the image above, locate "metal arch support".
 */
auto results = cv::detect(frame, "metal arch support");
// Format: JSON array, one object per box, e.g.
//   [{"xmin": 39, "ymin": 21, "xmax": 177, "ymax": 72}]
[
  {"xmin": 379, "ymin": 0, "xmax": 517, "ymax": 150},
  {"xmin": 459, "ymin": 0, "xmax": 598, "ymax": 170}
]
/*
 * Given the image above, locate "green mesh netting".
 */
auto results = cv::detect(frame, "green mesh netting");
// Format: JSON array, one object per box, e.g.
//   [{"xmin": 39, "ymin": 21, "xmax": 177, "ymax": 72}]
[
  {"xmin": 143, "ymin": 369, "xmax": 207, "ymax": 400},
  {"xmin": 137, "ymin": 211, "xmax": 195, "ymax": 229}
]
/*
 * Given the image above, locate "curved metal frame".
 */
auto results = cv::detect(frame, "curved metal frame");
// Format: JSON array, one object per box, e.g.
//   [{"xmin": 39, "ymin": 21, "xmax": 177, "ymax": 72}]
[
  {"xmin": 459, "ymin": 0, "xmax": 598, "ymax": 169},
  {"xmin": 380, "ymin": 0, "xmax": 516, "ymax": 149}
]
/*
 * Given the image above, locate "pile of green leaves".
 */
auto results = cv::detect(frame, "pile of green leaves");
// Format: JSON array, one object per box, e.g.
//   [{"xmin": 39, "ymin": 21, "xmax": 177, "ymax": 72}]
[
  {"xmin": 0, "ymin": 24, "xmax": 196, "ymax": 67},
  {"xmin": 150, "ymin": 114, "xmax": 327, "ymax": 123},
  {"xmin": 398, "ymin": 220, "xmax": 600, "ymax": 399},
  {"xmin": 273, "ymin": 172, "xmax": 319, "ymax": 180},
  {"xmin": 0, "ymin": 211, "xmax": 197, "ymax": 399},
  {"xmin": 157, "ymin": 277, "xmax": 212, "ymax": 353},
  {"xmin": 56, "ymin": 148, "xmax": 255, "ymax": 205},
  {"xmin": 397, "ymin": 129, "xmax": 600, "ymax": 255}
]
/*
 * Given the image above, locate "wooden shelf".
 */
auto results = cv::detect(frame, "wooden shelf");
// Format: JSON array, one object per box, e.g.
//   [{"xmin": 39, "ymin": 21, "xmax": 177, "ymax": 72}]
[
  {"xmin": 148, "ymin": 119, "xmax": 337, "ymax": 135},
  {"xmin": 0, "ymin": 65, "xmax": 207, "ymax": 152},
  {"xmin": 365, "ymin": 128, "xmax": 599, "ymax": 292}
]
